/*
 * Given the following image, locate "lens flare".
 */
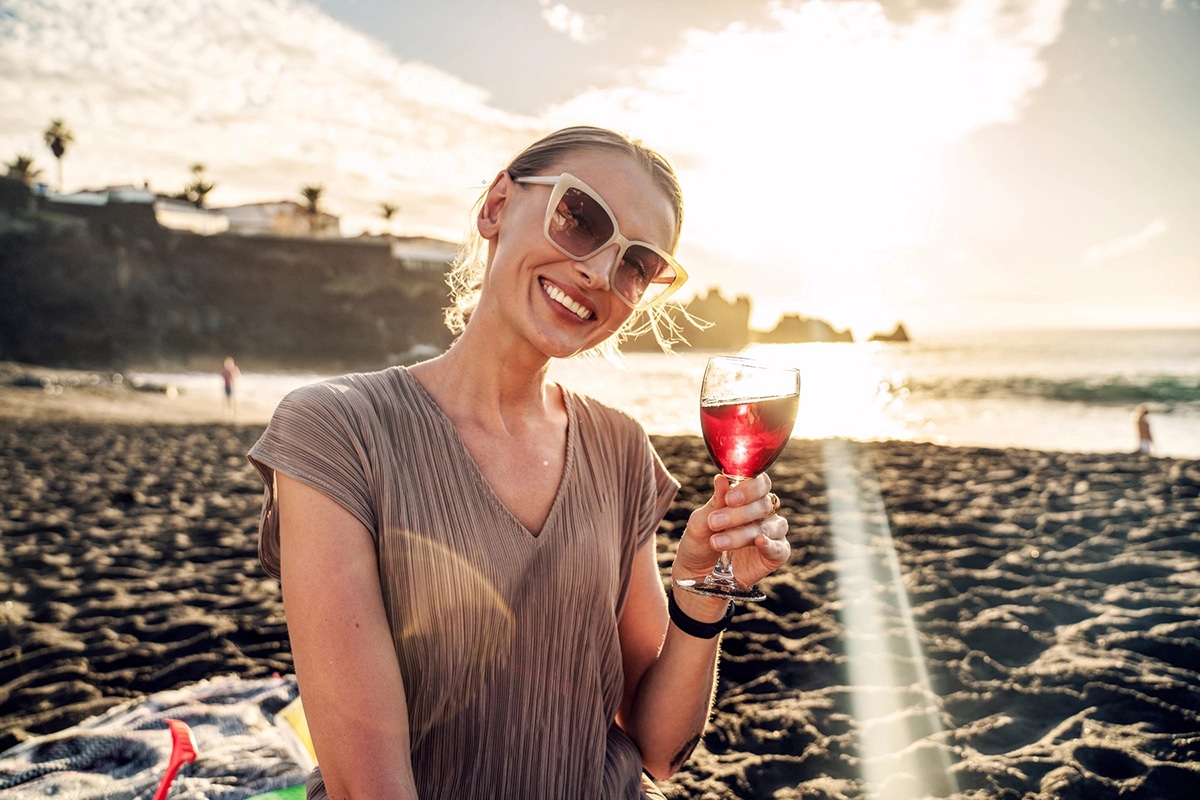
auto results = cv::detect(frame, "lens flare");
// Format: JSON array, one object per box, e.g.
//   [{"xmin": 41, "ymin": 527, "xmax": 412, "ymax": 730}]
[{"xmin": 822, "ymin": 438, "xmax": 960, "ymax": 796}]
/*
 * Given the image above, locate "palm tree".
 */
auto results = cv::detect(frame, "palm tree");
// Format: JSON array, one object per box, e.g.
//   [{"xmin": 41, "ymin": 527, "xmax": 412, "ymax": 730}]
[
  {"xmin": 4, "ymin": 154, "xmax": 43, "ymax": 185},
  {"xmin": 184, "ymin": 163, "xmax": 216, "ymax": 208},
  {"xmin": 300, "ymin": 184, "xmax": 324, "ymax": 234},
  {"xmin": 43, "ymin": 119, "xmax": 74, "ymax": 191},
  {"xmin": 379, "ymin": 201, "xmax": 399, "ymax": 234}
]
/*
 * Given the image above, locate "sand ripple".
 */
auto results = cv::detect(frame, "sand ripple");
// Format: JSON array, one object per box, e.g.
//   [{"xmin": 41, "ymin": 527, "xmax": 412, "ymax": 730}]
[{"xmin": 2, "ymin": 422, "xmax": 1199, "ymax": 798}]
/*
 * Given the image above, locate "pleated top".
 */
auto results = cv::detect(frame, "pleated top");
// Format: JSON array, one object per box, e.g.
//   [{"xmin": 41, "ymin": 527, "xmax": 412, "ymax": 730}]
[{"xmin": 247, "ymin": 366, "xmax": 679, "ymax": 799}]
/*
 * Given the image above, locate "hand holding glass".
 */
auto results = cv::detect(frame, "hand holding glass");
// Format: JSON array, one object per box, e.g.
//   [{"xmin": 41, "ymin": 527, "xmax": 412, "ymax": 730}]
[{"xmin": 677, "ymin": 356, "xmax": 800, "ymax": 602}]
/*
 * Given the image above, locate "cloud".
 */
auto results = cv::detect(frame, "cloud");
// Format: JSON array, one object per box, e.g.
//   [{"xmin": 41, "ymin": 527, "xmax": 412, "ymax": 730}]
[
  {"xmin": 1081, "ymin": 219, "xmax": 1169, "ymax": 265},
  {"xmin": 0, "ymin": 0, "xmax": 542, "ymax": 238},
  {"xmin": 544, "ymin": 0, "xmax": 1069, "ymax": 302},
  {"xmin": 539, "ymin": 1, "xmax": 607, "ymax": 43},
  {"xmin": 0, "ymin": 0, "xmax": 1074, "ymax": 333}
]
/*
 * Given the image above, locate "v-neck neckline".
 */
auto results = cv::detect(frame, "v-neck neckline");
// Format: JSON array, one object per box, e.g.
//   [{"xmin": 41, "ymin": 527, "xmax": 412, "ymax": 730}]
[{"xmin": 399, "ymin": 366, "xmax": 576, "ymax": 540}]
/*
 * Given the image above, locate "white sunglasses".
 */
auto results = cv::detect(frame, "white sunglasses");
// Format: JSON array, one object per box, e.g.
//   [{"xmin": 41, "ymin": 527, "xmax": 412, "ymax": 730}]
[{"xmin": 513, "ymin": 172, "xmax": 687, "ymax": 310}]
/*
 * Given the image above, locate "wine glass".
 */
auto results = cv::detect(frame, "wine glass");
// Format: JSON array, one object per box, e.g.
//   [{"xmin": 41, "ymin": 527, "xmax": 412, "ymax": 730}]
[{"xmin": 677, "ymin": 356, "xmax": 800, "ymax": 602}]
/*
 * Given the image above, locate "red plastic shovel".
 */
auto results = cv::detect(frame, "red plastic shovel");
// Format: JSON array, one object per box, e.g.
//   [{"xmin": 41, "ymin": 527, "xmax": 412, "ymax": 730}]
[{"xmin": 151, "ymin": 718, "xmax": 198, "ymax": 800}]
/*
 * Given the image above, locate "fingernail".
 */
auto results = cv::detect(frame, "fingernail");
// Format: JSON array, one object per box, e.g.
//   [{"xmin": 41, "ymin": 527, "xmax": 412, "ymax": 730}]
[
  {"xmin": 709, "ymin": 512, "xmax": 727, "ymax": 528},
  {"xmin": 711, "ymin": 534, "xmax": 731, "ymax": 549}
]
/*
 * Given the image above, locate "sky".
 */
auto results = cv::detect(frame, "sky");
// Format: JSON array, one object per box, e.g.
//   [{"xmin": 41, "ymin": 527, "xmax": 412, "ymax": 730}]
[{"xmin": 2, "ymin": 0, "xmax": 1198, "ymax": 338}]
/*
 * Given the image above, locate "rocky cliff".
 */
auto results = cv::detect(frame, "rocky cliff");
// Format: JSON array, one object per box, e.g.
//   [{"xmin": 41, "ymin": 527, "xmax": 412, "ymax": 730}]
[
  {"xmin": 753, "ymin": 313, "xmax": 854, "ymax": 344},
  {"xmin": 0, "ymin": 188, "xmax": 452, "ymax": 372},
  {"xmin": 627, "ymin": 289, "xmax": 857, "ymax": 350},
  {"xmin": 868, "ymin": 323, "xmax": 911, "ymax": 343}
]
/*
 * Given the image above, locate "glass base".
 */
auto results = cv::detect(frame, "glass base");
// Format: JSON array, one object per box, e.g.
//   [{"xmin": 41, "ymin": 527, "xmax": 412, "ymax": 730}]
[{"xmin": 675, "ymin": 576, "xmax": 766, "ymax": 602}]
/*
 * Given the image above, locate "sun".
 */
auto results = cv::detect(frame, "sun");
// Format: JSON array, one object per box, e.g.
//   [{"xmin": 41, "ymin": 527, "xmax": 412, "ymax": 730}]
[{"xmin": 550, "ymin": 0, "xmax": 1064, "ymax": 336}]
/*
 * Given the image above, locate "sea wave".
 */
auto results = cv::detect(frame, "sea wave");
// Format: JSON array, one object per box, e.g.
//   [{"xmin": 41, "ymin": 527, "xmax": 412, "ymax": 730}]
[{"xmin": 899, "ymin": 374, "xmax": 1200, "ymax": 407}]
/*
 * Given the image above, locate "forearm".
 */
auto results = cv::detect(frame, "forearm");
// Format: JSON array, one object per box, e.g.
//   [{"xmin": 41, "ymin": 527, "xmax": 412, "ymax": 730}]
[
  {"xmin": 293, "ymin": 649, "xmax": 420, "ymax": 799},
  {"xmin": 624, "ymin": 590, "xmax": 729, "ymax": 778},
  {"xmin": 620, "ymin": 471, "xmax": 788, "ymax": 779}
]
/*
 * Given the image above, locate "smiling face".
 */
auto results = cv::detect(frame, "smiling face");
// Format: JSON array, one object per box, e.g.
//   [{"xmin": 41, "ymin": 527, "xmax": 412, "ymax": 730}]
[{"xmin": 473, "ymin": 147, "xmax": 678, "ymax": 360}]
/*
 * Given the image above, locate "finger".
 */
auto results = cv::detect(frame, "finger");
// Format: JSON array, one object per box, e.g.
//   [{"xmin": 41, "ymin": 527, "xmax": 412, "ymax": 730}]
[
  {"xmin": 758, "ymin": 517, "xmax": 790, "ymax": 547},
  {"xmin": 725, "ymin": 473, "xmax": 769, "ymax": 506},
  {"xmin": 712, "ymin": 474, "xmax": 731, "ymax": 510},
  {"xmin": 762, "ymin": 513, "xmax": 789, "ymax": 540},
  {"xmin": 748, "ymin": 515, "xmax": 787, "ymax": 545},
  {"xmin": 712, "ymin": 514, "xmax": 787, "ymax": 552},
  {"xmin": 757, "ymin": 530, "xmax": 792, "ymax": 566},
  {"xmin": 708, "ymin": 492, "xmax": 782, "ymax": 534}
]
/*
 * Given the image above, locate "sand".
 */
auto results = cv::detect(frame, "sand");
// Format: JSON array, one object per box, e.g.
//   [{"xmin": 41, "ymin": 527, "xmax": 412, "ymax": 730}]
[{"xmin": 2, "ymin": 386, "xmax": 1199, "ymax": 798}]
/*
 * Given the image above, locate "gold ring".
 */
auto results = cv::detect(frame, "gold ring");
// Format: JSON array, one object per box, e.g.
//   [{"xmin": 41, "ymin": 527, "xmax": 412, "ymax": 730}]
[{"xmin": 768, "ymin": 492, "xmax": 780, "ymax": 515}]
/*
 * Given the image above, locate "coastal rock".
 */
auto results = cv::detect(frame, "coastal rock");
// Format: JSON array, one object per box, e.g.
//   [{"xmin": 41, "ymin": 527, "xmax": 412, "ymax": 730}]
[
  {"xmin": 624, "ymin": 288, "xmax": 851, "ymax": 350},
  {"xmin": 753, "ymin": 313, "xmax": 854, "ymax": 344},
  {"xmin": 869, "ymin": 322, "xmax": 911, "ymax": 343},
  {"xmin": 623, "ymin": 288, "xmax": 752, "ymax": 351}
]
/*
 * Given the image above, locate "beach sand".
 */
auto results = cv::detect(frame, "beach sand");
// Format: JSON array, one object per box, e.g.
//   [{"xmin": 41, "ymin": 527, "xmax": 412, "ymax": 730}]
[{"xmin": 2, "ymin": 386, "xmax": 1199, "ymax": 798}]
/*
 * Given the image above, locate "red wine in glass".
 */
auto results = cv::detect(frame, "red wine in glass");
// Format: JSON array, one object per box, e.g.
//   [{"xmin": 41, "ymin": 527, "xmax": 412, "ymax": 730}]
[
  {"xmin": 701, "ymin": 394, "xmax": 798, "ymax": 481},
  {"xmin": 677, "ymin": 356, "xmax": 800, "ymax": 602}
]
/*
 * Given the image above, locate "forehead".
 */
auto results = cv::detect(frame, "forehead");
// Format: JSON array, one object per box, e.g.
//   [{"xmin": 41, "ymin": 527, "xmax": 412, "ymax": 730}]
[{"xmin": 549, "ymin": 149, "xmax": 678, "ymax": 251}]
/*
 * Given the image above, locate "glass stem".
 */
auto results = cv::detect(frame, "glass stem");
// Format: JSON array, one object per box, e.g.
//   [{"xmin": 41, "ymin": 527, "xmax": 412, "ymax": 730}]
[
  {"xmin": 706, "ymin": 473, "xmax": 746, "ymax": 588},
  {"xmin": 711, "ymin": 550, "xmax": 736, "ymax": 583}
]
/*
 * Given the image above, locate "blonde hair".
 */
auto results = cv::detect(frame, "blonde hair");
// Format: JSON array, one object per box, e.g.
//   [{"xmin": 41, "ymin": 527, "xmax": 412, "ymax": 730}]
[{"xmin": 444, "ymin": 126, "xmax": 689, "ymax": 355}]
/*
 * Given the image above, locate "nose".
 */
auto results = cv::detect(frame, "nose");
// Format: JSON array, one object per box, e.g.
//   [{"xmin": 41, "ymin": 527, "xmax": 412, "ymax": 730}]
[{"xmin": 575, "ymin": 244, "xmax": 619, "ymax": 290}]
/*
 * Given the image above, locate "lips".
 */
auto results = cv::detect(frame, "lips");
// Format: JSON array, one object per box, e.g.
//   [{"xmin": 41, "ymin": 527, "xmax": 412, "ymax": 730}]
[{"xmin": 541, "ymin": 279, "xmax": 593, "ymax": 320}]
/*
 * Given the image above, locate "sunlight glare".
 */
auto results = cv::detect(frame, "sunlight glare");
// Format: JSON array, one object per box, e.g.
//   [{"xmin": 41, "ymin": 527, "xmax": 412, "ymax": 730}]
[{"xmin": 741, "ymin": 343, "xmax": 910, "ymax": 442}]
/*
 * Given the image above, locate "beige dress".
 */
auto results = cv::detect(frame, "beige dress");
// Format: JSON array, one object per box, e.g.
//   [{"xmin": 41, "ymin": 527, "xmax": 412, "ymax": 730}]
[{"xmin": 248, "ymin": 366, "xmax": 678, "ymax": 799}]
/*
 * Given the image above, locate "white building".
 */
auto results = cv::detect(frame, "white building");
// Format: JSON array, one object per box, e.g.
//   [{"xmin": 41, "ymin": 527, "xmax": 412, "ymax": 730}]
[
  {"xmin": 221, "ymin": 201, "xmax": 341, "ymax": 238},
  {"xmin": 389, "ymin": 236, "xmax": 458, "ymax": 271},
  {"xmin": 153, "ymin": 197, "xmax": 230, "ymax": 235},
  {"xmin": 49, "ymin": 185, "xmax": 155, "ymax": 206}
]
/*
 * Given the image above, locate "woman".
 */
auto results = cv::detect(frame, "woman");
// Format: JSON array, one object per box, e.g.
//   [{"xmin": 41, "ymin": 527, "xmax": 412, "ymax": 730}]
[
  {"xmin": 248, "ymin": 126, "xmax": 791, "ymax": 799},
  {"xmin": 1133, "ymin": 404, "xmax": 1153, "ymax": 454}
]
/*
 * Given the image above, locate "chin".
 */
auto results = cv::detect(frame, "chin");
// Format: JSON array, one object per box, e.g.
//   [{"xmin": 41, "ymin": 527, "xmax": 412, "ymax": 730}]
[
  {"xmin": 540, "ymin": 340, "xmax": 589, "ymax": 360},
  {"xmin": 538, "ymin": 331, "xmax": 614, "ymax": 360},
  {"xmin": 529, "ymin": 319, "xmax": 621, "ymax": 360}
]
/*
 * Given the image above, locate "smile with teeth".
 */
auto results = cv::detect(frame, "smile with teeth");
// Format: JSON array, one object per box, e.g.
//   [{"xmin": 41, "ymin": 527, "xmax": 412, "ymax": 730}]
[{"xmin": 541, "ymin": 280, "xmax": 593, "ymax": 320}]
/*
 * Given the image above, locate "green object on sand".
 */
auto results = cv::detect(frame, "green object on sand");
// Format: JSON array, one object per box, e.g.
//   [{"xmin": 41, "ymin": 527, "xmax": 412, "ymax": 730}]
[{"xmin": 244, "ymin": 786, "xmax": 306, "ymax": 800}]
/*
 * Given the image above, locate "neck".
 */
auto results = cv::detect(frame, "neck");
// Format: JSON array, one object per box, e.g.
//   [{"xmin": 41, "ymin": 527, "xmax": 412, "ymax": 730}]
[{"xmin": 411, "ymin": 326, "xmax": 559, "ymax": 434}]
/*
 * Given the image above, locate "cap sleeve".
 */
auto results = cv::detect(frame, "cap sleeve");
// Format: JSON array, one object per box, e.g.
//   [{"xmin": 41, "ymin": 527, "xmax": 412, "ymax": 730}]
[
  {"xmin": 635, "ymin": 429, "xmax": 680, "ymax": 551},
  {"xmin": 247, "ymin": 381, "xmax": 378, "ymax": 579}
]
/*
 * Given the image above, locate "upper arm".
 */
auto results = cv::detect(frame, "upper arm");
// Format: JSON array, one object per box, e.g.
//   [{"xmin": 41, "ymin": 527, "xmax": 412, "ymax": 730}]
[
  {"xmin": 277, "ymin": 472, "xmax": 419, "ymax": 798},
  {"xmin": 615, "ymin": 538, "xmax": 669, "ymax": 728},
  {"xmin": 616, "ymin": 427, "xmax": 677, "ymax": 728}
]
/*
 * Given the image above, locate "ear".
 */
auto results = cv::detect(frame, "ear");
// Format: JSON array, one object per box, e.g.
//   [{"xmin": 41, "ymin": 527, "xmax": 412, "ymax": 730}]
[{"xmin": 477, "ymin": 172, "xmax": 510, "ymax": 240}]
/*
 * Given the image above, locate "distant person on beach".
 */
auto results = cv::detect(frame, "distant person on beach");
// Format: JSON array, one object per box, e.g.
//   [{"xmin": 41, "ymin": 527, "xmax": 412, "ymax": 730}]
[
  {"xmin": 248, "ymin": 126, "xmax": 792, "ymax": 799},
  {"xmin": 220, "ymin": 356, "xmax": 240, "ymax": 413},
  {"xmin": 1134, "ymin": 404, "xmax": 1153, "ymax": 454}
]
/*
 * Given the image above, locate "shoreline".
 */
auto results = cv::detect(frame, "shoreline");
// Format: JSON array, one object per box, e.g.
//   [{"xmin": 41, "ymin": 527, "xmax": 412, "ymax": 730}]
[
  {"xmin": 3, "ymin": 417, "xmax": 1199, "ymax": 796},
  {"xmin": 3, "ymin": 359, "xmax": 1191, "ymax": 461},
  {"xmin": 0, "ymin": 361, "xmax": 278, "ymax": 425}
]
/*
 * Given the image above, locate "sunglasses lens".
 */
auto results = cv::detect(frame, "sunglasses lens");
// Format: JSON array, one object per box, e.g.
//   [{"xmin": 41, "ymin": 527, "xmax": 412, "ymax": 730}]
[
  {"xmin": 614, "ymin": 246, "xmax": 676, "ymax": 307},
  {"xmin": 549, "ymin": 187, "xmax": 615, "ymax": 258},
  {"xmin": 542, "ymin": 179, "xmax": 681, "ymax": 308}
]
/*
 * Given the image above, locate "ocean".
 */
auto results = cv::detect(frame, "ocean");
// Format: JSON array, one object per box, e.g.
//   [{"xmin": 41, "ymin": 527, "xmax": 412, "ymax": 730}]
[{"xmin": 136, "ymin": 328, "xmax": 1200, "ymax": 459}]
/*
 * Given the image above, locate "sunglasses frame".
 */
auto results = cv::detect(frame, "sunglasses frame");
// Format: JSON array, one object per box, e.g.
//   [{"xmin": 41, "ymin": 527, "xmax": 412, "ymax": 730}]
[{"xmin": 513, "ymin": 172, "xmax": 688, "ymax": 311}]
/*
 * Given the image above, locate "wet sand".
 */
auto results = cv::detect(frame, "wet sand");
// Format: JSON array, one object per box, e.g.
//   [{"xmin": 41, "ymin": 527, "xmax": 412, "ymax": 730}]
[{"xmin": 2, "ymin": 410, "xmax": 1199, "ymax": 797}]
